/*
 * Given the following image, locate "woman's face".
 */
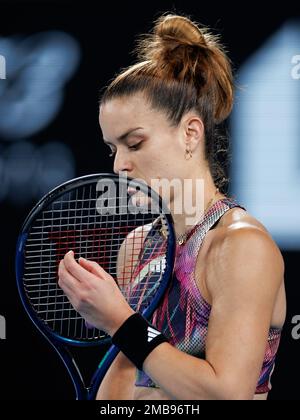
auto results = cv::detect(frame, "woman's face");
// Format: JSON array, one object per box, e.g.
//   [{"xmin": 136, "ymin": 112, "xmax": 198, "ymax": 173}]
[
  {"xmin": 99, "ymin": 93, "xmax": 206, "ymax": 213},
  {"xmin": 99, "ymin": 93, "xmax": 189, "ymax": 185}
]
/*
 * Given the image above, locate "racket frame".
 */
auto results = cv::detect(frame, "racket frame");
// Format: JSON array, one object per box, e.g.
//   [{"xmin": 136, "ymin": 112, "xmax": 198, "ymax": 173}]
[{"xmin": 16, "ymin": 173, "xmax": 175, "ymax": 400}]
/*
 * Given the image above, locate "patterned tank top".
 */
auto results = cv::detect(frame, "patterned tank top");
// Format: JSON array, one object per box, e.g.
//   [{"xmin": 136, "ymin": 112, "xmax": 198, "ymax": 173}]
[{"xmin": 135, "ymin": 197, "xmax": 282, "ymax": 395}]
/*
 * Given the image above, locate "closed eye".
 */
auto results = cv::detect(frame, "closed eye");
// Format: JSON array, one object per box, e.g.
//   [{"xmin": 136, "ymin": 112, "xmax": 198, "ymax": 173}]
[
  {"xmin": 105, "ymin": 140, "xmax": 143, "ymax": 157},
  {"xmin": 128, "ymin": 141, "xmax": 142, "ymax": 151}
]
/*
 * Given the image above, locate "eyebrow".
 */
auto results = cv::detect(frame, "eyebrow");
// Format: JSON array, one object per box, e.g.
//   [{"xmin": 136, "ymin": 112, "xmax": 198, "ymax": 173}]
[{"xmin": 103, "ymin": 127, "xmax": 144, "ymax": 144}]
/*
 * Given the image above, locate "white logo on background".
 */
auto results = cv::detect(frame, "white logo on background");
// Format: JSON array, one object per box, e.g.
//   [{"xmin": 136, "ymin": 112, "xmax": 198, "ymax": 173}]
[
  {"xmin": 291, "ymin": 315, "xmax": 300, "ymax": 340},
  {"xmin": 0, "ymin": 315, "xmax": 6, "ymax": 340},
  {"xmin": 0, "ymin": 55, "xmax": 6, "ymax": 79},
  {"xmin": 147, "ymin": 326, "xmax": 160, "ymax": 342},
  {"xmin": 291, "ymin": 55, "xmax": 300, "ymax": 79}
]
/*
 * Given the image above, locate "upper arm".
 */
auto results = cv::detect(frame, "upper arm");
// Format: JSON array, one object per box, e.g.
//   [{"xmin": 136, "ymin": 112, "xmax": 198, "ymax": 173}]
[{"xmin": 204, "ymin": 226, "xmax": 285, "ymax": 398}]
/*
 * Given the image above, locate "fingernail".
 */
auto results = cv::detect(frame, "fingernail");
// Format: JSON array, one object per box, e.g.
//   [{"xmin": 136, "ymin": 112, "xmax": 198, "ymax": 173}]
[{"xmin": 68, "ymin": 250, "xmax": 74, "ymax": 255}]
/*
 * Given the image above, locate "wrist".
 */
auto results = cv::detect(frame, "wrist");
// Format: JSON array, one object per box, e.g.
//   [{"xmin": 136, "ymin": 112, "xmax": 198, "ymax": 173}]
[
  {"xmin": 108, "ymin": 308, "xmax": 135, "ymax": 337},
  {"xmin": 112, "ymin": 313, "xmax": 168, "ymax": 371}
]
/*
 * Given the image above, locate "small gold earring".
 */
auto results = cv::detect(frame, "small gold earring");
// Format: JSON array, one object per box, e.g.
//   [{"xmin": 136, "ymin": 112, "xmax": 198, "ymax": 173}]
[{"xmin": 185, "ymin": 144, "xmax": 193, "ymax": 160}]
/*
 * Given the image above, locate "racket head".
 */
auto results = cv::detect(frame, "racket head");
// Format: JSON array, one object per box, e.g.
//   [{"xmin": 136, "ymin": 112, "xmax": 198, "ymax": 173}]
[{"xmin": 16, "ymin": 173, "xmax": 175, "ymax": 349}]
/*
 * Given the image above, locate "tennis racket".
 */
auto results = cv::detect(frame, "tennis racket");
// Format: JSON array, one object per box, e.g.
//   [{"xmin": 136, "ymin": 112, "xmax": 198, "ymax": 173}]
[{"xmin": 16, "ymin": 173, "xmax": 175, "ymax": 400}]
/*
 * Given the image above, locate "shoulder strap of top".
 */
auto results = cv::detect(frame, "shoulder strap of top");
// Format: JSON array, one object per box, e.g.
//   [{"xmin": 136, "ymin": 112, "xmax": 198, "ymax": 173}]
[{"xmin": 184, "ymin": 197, "xmax": 246, "ymax": 260}]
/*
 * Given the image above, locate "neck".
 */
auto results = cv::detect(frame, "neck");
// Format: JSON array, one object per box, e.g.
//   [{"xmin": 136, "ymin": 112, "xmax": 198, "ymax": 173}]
[{"xmin": 171, "ymin": 168, "xmax": 226, "ymax": 240}]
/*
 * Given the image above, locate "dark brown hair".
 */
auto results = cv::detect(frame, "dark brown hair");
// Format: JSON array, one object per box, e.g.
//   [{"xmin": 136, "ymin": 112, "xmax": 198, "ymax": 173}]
[{"xmin": 100, "ymin": 14, "xmax": 234, "ymax": 193}]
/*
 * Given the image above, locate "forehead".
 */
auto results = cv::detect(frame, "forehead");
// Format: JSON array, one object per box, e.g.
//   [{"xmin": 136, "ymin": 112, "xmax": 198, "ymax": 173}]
[
  {"xmin": 99, "ymin": 94, "xmax": 168, "ymax": 138},
  {"xmin": 100, "ymin": 94, "xmax": 149, "ymax": 118}
]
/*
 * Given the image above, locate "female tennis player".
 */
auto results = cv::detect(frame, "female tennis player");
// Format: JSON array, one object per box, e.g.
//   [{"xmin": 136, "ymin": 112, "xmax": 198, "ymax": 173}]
[{"xmin": 58, "ymin": 14, "xmax": 286, "ymax": 400}]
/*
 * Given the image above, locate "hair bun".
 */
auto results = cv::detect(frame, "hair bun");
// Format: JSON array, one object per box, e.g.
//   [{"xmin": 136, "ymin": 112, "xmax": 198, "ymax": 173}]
[{"xmin": 154, "ymin": 14, "xmax": 206, "ymax": 47}]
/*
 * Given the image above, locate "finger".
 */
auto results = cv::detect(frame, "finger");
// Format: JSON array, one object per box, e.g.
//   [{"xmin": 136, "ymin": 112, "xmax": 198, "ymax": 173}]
[
  {"xmin": 63, "ymin": 251, "xmax": 98, "ymax": 283},
  {"xmin": 58, "ymin": 276, "xmax": 79, "ymax": 313},
  {"xmin": 78, "ymin": 257, "xmax": 107, "ymax": 278},
  {"xmin": 58, "ymin": 260, "xmax": 81, "ymax": 296}
]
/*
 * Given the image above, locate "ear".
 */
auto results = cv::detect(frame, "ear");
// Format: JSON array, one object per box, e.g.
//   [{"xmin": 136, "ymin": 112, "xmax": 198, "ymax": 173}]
[{"xmin": 182, "ymin": 115, "xmax": 205, "ymax": 151}]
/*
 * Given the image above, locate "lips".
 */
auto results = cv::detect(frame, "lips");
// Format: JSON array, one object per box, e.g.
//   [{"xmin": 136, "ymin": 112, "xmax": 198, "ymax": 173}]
[{"xmin": 127, "ymin": 187, "xmax": 138, "ymax": 197}]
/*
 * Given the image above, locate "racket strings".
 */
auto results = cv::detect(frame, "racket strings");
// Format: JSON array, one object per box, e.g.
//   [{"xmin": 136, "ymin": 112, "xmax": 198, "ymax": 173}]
[{"xmin": 23, "ymin": 181, "xmax": 170, "ymax": 342}]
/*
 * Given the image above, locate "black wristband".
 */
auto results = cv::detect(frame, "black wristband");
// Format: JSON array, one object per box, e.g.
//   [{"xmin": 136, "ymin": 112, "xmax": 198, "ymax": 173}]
[{"xmin": 112, "ymin": 313, "xmax": 168, "ymax": 371}]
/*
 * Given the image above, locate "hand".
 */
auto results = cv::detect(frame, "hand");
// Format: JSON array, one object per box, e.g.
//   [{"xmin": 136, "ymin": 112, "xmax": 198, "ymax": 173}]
[{"xmin": 58, "ymin": 251, "xmax": 135, "ymax": 336}]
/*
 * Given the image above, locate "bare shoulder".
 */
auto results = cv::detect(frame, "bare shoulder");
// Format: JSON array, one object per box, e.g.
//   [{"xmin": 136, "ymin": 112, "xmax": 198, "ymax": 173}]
[
  {"xmin": 216, "ymin": 204, "xmax": 268, "ymax": 232},
  {"xmin": 205, "ymin": 206, "xmax": 285, "ymax": 307},
  {"xmin": 211, "ymin": 206, "xmax": 283, "ymax": 255}
]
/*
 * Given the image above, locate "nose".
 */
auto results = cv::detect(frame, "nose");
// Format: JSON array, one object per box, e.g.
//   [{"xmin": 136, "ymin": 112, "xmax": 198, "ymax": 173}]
[{"xmin": 113, "ymin": 150, "xmax": 133, "ymax": 175}]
